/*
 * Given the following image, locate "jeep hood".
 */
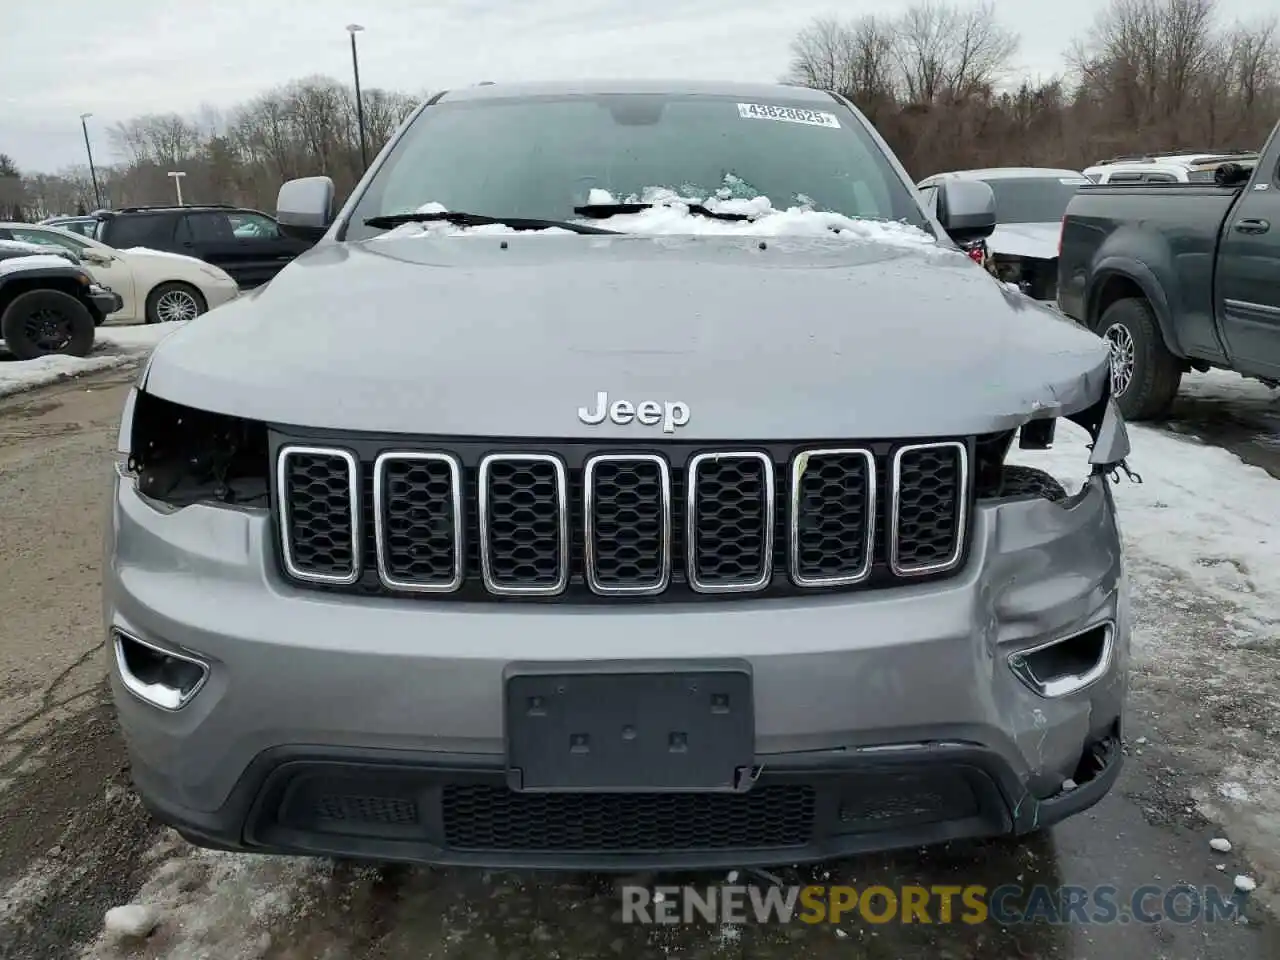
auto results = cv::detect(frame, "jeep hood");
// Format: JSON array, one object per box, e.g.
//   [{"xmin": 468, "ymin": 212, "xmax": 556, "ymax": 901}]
[{"xmin": 139, "ymin": 233, "xmax": 1111, "ymax": 440}]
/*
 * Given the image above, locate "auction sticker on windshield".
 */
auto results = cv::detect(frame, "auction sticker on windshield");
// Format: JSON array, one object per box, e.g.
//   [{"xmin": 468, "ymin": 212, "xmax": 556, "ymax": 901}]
[{"xmin": 737, "ymin": 103, "xmax": 841, "ymax": 128}]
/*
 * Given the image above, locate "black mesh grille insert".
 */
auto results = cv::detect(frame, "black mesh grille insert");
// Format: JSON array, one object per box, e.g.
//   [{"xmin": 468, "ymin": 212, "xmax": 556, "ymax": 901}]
[
  {"xmin": 481, "ymin": 456, "xmax": 566, "ymax": 590},
  {"xmin": 894, "ymin": 444, "xmax": 964, "ymax": 571},
  {"xmin": 792, "ymin": 450, "xmax": 873, "ymax": 583},
  {"xmin": 441, "ymin": 784, "xmax": 815, "ymax": 851},
  {"xmin": 280, "ymin": 448, "xmax": 356, "ymax": 580},
  {"xmin": 376, "ymin": 454, "xmax": 460, "ymax": 588},
  {"xmin": 316, "ymin": 794, "xmax": 419, "ymax": 825},
  {"xmin": 689, "ymin": 454, "xmax": 771, "ymax": 589},
  {"xmin": 586, "ymin": 456, "xmax": 668, "ymax": 591}
]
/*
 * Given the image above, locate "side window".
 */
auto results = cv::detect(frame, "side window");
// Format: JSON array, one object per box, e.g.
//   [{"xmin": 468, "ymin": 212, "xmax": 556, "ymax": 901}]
[
  {"xmin": 185, "ymin": 212, "xmax": 236, "ymax": 243},
  {"xmin": 108, "ymin": 214, "xmax": 175, "ymax": 248},
  {"xmin": 227, "ymin": 211, "xmax": 281, "ymax": 240},
  {"xmin": 1108, "ymin": 172, "xmax": 1144, "ymax": 184},
  {"xmin": 1143, "ymin": 173, "xmax": 1177, "ymax": 183}
]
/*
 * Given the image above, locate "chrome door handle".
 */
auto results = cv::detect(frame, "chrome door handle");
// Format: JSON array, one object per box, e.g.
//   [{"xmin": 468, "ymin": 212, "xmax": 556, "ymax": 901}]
[{"xmin": 1234, "ymin": 218, "xmax": 1270, "ymax": 234}]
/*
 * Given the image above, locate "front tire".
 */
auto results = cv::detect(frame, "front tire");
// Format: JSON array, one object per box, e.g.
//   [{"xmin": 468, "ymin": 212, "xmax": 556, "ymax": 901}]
[
  {"xmin": 1096, "ymin": 297, "xmax": 1182, "ymax": 421},
  {"xmin": 145, "ymin": 282, "xmax": 206, "ymax": 325},
  {"xmin": 1, "ymin": 289, "xmax": 96, "ymax": 360}
]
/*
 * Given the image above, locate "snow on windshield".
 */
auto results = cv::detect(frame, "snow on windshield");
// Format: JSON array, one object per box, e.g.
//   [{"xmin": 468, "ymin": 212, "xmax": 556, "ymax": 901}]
[{"xmin": 374, "ymin": 190, "xmax": 936, "ymax": 247}]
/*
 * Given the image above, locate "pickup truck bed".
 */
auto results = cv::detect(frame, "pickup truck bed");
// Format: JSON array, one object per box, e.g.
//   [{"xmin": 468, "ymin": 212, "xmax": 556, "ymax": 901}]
[{"xmin": 1057, "ymin": 132, "xmax": 1280, "ymax": 420}]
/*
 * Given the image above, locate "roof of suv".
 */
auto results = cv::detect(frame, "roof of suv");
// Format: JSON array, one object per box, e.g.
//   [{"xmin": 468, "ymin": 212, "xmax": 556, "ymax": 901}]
[
  {"xmin": 435, "ymin": 79, "xmax": 837, "ymax": 104},
  {"xmin": 920, "ymin": 167, "xmax": 1086, "ymax": 182},
  {"xmin": 103, "ymin": 204, "xmax": 252, "ymax": 216}
]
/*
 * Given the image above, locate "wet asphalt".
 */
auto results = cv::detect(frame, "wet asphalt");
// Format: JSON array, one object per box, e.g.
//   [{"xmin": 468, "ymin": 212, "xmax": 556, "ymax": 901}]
[{"xmin": 0, "ymin": 364, "xmax": 1276, "ymax": 959}]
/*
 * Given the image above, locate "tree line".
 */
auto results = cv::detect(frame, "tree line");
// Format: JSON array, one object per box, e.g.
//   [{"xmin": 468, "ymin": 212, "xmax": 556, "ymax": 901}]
[{"xmin": 2, "ymin": 0, "xmax": 1277, "ymax": 221}]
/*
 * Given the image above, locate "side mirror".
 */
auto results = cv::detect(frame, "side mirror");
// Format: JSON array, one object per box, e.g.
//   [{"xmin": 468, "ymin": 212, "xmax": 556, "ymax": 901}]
[
  {"xmin": 277, "ymin": 176, "xmax": 335, "ymax": 242},
  {"xmin": 1214, "ymin": 162, "xmax": 1251, "ymax": 187},
  {"xmin": 935, "ymin": 179, "xmax": 996, "ymax": 245},
  {"xmin": 83, "ymin": 249, "xmax": 113, "ymax": 265}
]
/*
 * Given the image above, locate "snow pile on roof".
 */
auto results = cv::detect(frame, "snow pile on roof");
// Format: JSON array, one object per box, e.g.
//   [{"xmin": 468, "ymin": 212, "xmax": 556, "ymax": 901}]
[
  {"xmin": 0, "ymin": 253, "xmax": 76, "ymax": 275},
  {"xmin": 0, "ymin": 321, "xmax": 185, "ymax": 398}
]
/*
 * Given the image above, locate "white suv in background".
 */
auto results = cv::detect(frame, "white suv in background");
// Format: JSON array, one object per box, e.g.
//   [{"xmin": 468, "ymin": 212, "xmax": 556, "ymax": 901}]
[{"xmin": 1084, "ymin": 150, "xmax": 1258, "ymax": 183}]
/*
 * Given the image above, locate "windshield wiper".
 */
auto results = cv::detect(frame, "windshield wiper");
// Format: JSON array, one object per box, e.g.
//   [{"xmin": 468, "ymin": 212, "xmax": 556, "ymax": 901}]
[
  {"xmin": 573, "ymin": 202, "xmax": 755, "ymax": 222},
  {"xmin": 363, "ymin": 211, "xmax": 620, "ymax": 235}
]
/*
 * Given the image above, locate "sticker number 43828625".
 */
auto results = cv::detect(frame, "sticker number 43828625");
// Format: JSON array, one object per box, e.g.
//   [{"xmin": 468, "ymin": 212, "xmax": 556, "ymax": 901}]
[{"xmin": 737, "ymin": 103, "xmax": 841, "ymax": 127}]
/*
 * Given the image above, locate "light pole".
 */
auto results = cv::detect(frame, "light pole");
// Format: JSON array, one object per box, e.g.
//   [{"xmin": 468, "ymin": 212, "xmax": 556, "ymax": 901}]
[
  {"xmin": 79, "ymin": 113, "xmax": 103, "ymax": 210},
  {"xmin": 167, "ymin": 171, "xmax": 186, "ymax": 206},
  {"xmin": 346, "ymin": 24, "xmax": 368, "ymax": 171}
]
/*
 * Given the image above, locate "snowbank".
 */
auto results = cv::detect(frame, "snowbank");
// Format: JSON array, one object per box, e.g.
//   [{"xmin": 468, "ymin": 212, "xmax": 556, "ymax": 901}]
[{"xmin": 0, "ymin": 322, "xmax": 185, "ymax": 399}]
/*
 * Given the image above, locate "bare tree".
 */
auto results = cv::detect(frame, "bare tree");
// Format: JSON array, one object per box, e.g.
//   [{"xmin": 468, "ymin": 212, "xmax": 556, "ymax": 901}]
[{"xmin": 894, "ymin": 0, "xmax": 1018, "ymax": 104}]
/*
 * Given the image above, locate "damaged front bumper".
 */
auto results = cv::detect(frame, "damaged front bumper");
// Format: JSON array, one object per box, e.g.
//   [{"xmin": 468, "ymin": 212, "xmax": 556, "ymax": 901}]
[{"xmin": 105, "ymin": 459, "xmax": 1129, "ymax": 868}]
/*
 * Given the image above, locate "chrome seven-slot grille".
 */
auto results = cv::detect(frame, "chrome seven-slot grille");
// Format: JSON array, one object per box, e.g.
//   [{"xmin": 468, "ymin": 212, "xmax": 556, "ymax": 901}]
[{"xmin": 274, "ymin": 437, "xmax": 971, "ymax": 601}]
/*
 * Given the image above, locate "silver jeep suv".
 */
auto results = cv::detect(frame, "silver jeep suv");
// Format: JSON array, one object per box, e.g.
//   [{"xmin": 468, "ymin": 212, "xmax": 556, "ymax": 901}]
[{"xmin": 104, "ymin": 80, "xmax": 1132, "ymax": 870}]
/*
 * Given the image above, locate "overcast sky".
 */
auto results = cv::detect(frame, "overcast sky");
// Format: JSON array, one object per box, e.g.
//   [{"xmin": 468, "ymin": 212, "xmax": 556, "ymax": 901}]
[{"xmin": 2, "ymin": 0, "xmax": 1260, "ymax": 172}]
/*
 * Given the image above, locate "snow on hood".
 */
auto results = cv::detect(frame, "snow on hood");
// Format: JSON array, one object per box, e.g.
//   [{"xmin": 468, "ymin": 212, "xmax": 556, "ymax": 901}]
[
  {"xmin": 0, "ymin": 253, "xmax": 78, "ymax": 275},
  {"xmin": 375, "ymin": 190, "xmax": 938, "ymax": 248},
  {"xmin": 986, "ymin": 222, "xmax": 1060, "ymax": 261}
]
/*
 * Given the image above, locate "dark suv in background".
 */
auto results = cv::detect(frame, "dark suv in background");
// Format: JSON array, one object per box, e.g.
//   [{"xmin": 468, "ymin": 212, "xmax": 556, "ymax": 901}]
[{"xmin": 95, "ymin": 204, "xmax": 314, "ymax": 288}]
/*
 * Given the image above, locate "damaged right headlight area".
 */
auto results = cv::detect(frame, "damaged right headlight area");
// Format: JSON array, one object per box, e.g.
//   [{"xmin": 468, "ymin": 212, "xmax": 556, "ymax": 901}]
[
  {"xmin": 972, "ymin": 380, "xmax": 1140, "ymax": 507},
  {"xmin": 116, "ymin": 388, "xmax": 270, "ymax": 509}
]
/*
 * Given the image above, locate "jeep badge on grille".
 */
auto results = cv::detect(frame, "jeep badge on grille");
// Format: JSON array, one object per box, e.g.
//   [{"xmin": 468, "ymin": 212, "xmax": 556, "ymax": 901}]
[{"xmin": 578, "ymin": 392, "xmax": 690, "ymax": 433}]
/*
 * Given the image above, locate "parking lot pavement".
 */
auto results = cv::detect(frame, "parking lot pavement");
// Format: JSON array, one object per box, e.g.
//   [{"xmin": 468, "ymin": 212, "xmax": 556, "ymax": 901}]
[{"xmin": 0, "ymin": 367, "xmax": 1277, "ymax": 959}]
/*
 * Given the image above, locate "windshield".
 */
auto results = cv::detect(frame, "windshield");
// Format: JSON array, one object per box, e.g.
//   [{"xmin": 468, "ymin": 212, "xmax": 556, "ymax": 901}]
[
  {"xmin": 982, "ymin": 177, "xmax": 1088, "ymax": 224},
  {"xmin": 344, "ymin": 93, "xmax": 929, "ymax": 241}
]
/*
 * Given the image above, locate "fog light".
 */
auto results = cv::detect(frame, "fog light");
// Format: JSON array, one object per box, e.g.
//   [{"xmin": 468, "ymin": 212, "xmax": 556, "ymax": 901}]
[
  {"xmin": 1008, "ymin": 622, "xmax": 1114, "ymax": 698},
  {"xmin": 112, "ymin": 629, "xmax": 208, "ymax": 711}
]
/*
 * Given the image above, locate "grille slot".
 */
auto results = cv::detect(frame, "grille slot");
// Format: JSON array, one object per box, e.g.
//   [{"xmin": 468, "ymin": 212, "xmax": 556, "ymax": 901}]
[
  {"xmin": 373, "ymin": 452, "xmax": 463, "ymax": 592},
  {"xmin": 789, "ymin": 448, "xmax": 875, "ymax": 586},
  {"xmin": 441, "ymin": 784, "xmax": 815, "ymax": 851},
  {"xmin": 277, "ymin": 445, "xmax": 360, "ymax": 584},
  {"xmin": 890, "ymin": 441, "xmax": 968, "ymax": 575},
  {"xmin": 478, "ymin": 454, "xmax": 570, "ymax": 596},
  {"xmin": 583, "ymin": 454, "xmax": 671, "ymax": 596},
  {"xmin": 686, "ymin": 452, "xmax": 774, "ymax": 593}
]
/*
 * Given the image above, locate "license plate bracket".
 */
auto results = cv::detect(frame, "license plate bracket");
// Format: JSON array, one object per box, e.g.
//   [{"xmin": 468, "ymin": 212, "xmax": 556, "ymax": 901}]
[{"xmin": 503, "ymin": 661, "xmax": 755, "ymax": 793}]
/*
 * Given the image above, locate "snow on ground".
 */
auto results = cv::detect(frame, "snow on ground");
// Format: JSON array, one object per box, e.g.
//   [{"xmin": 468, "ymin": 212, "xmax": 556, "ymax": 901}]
[
  {"xmin": 0, "ymin": 322, "xmax": 184, "ymax": 398},
  {"xmin": 1182, "ymin": 368, "xmax": 1279, "ymax": 404},
  {"xmin": 1010, "ymin": 410, "xmax": 1280, "ymax": 635}
]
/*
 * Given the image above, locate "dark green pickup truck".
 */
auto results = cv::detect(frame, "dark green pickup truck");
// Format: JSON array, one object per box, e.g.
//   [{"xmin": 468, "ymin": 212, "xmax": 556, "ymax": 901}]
[{"xmin": 1057, "ymin": 120, "xmax": 1280, "ymax": 420}]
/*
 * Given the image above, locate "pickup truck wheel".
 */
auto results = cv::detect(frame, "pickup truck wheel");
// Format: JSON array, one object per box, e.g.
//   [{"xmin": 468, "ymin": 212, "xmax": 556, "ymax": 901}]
[
  {"xmin": 1, "ymin": 289, "xmax": 96, "ymax": 361},
  {"xmin": 145, "ymin": 282, "xmax": 206, "ymax": 324},
  {"xmin": 1098, "ymin": 298, "xmax": 1182, "ymax": 421}
]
